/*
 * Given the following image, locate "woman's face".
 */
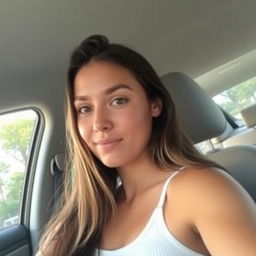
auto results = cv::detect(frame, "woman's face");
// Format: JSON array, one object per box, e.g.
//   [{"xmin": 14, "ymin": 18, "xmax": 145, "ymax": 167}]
[{"xmin": 73, "ymin": 61, "xmax": 162, "ymax": 168}]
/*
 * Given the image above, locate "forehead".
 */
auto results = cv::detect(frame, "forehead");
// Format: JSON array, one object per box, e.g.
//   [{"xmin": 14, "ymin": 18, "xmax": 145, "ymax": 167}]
[{"xmin": 74, "ymin": 61, "xmax": 144, "ymax": 96}]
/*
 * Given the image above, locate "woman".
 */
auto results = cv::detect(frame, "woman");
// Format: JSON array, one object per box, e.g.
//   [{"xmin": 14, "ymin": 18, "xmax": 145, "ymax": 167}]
[{"xmin": 37, "ymin": 35, "xmax": 256, "ymax": 256}]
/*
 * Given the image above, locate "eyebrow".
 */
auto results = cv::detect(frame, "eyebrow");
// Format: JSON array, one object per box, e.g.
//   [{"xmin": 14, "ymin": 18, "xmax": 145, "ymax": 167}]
[{"xmin": 74, "ymin": 84, "xmax": 132, "ymax": 101}]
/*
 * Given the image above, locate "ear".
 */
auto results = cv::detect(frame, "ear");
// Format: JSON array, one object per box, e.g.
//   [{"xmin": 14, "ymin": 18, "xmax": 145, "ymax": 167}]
[{"xmin": 151, "ymin": 98, "xmax": 163, "ymax": 117}]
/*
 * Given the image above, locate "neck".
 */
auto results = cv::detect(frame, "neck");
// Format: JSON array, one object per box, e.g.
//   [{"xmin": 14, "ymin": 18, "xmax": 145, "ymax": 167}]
[{"xmin": 116, "ymin": 154, "xmax": 172, "ymax": 202}]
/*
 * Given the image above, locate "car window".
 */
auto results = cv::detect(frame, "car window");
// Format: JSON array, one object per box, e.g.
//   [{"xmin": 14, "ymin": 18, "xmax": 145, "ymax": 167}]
[
  {"xmin": 0, "ymin": 110, "xmax": 38, "ymax": 230},
  {"xmin": 195, "ymin": 76, "xmax": 256, "ymax": 154},
  {"xmin": 213, "ymin": 76, "xmax": 256, "ymax": 121}
]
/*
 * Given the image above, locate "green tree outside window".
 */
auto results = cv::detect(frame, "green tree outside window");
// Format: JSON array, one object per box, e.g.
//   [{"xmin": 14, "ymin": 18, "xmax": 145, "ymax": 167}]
[{"xmin": 0, "ymin": 110, "xmax": 37, "ymax": 229}]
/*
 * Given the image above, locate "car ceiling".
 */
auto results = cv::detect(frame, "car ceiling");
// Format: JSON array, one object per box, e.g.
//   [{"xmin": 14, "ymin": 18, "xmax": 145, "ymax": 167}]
[{"xmin": 1, "ymin": 0, "xmax": 256, "ymax": 110}]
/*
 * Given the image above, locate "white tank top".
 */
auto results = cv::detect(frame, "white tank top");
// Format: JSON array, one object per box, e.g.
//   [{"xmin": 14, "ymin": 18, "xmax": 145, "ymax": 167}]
[{"xmin": 94, "ymin": 170, "xmax": 207, "ymax": 256}]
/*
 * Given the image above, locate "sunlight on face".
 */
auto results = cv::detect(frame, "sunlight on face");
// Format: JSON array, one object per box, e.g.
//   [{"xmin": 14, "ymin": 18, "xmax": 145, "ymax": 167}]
[{"xmin": 74, "ymin": 61, "xmax": 161, "ymax": 168}]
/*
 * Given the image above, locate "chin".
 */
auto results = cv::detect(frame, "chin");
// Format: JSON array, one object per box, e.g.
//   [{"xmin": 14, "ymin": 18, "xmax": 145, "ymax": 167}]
[
  {"xmin": 99, "ymin": 156, "xmax": 124, "ymax": 168},
  {"xmin": 101, "ymin": 159, "xmax": 121, "ymax": 168}
]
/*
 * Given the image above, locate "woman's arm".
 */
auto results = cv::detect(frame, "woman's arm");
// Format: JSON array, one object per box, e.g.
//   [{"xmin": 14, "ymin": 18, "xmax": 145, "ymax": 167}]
[{"xmin": 173, "ymin": 167, "xmax": 256, "ymax": 256}]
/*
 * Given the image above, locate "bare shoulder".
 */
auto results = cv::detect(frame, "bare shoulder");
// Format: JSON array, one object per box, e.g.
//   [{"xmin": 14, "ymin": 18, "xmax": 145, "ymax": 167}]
[
  {"xmin": 169, "ymin": 166, "xmax": 254, "ymax": 206},
  {"xmin": 172, "ymin": 166, "xmax": 239, "ymax": 187},
  {"xmin": 166, "ymin": 166, "xmax": 256, "ymax": 255},
  {"xmin": 166, "ymin": 166, "xmax": 256, "ymax": 226}
]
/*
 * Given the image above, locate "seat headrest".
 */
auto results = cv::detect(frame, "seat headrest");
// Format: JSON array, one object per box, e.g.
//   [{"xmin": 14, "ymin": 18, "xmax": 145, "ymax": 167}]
[
  {"xmin": 241, "ymin": 104, "xmax": 256, "ymax": 128},
  {"xmin": 161, "ymin": 72, "xmax": 227, "ymax": 144}
]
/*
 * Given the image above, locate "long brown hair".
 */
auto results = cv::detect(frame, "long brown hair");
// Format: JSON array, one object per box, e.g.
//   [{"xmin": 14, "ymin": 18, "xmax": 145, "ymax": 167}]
[{"xmin": 38, "ymin": 35, "xmax": 222, "ymax": 255}]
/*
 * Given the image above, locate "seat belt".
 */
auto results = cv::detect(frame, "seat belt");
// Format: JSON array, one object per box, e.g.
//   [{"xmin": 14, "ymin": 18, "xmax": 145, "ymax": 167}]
[{"xmin": 50, "ymin": 153, "xmax": 65, "ymax": 209}]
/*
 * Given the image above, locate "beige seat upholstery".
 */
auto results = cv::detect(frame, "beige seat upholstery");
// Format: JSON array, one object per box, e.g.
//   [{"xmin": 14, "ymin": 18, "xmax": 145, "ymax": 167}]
[
  {"xmin": 223, "ymin": 128, "xmax": 256, "ymax": 147},
  {"xmin": 222, "ymin": 104, "xmax": 256, "ymax": 146},
  {"xmin": 241, "ymin": 104, "xmax": 256, "ymax": 128},
  {"xmin": 162, "ymin": 72, "xmax": 256, "ymax": 201}
]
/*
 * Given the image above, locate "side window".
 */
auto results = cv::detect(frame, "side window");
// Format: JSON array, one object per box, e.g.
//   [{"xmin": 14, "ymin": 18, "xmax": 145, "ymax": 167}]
[
  {"xmin": 195, "ymin": 140, "xmax": 215, "ymax": 155},
  {"xmin": 213, "ymin": 76, "xmax": 256, "ymax": 121},
  {"xmin": 0, "ymin": 110, "xmax": 38, "ymax": 230}
]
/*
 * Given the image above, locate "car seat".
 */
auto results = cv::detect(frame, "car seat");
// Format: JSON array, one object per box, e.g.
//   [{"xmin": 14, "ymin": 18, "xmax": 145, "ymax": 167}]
[{"xmin": 162, "ymin": 72, "xmax": 256, "ymax": 202}]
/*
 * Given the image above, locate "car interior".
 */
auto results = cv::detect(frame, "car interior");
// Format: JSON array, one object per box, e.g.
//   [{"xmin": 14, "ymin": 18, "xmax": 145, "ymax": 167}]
[
  {"xmin": 0, "ymin": 1, "xmax": 256, "ymax": 255},
  {"xmin": 162, "ymin": 72, "xmax": 256, "ymax": 201}
]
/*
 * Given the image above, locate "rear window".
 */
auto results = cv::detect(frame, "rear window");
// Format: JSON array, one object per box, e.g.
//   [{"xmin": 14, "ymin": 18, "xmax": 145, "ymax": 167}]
[{"xmin": 213, "ymin": 76, "xmax": 256, "ymax": 121}]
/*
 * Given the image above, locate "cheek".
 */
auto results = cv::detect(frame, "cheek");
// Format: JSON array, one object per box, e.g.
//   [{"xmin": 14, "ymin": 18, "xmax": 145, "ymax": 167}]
[
  {"xmin": 77, "ymin": 118, "xmax": 91, "ymax": 144},
  {"xmin": 120, "ymin": 107, "xmax": 152, "ymax": 136}
]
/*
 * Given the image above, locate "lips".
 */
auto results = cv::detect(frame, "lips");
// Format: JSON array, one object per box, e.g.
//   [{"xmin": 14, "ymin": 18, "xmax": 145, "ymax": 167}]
[{"xmin": 94, "ymin": 138, "xmax": 122, "ymax": 150}]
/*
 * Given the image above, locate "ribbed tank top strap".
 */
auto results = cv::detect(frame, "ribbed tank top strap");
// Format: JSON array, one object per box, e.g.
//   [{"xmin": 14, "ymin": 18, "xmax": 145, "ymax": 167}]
[{"xmin": 157, "ymin": 167, "xmax": 184, "ymax": 207}]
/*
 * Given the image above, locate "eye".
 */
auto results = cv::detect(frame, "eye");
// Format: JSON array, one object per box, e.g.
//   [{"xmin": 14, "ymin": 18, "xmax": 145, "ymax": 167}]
[
  {"xmin": 111, "ymin": 97, "xmax": 129, "ymax": 106},
  {"xmin": 77, "ymin": 106, "xmax": 91, "ymax": 114}
]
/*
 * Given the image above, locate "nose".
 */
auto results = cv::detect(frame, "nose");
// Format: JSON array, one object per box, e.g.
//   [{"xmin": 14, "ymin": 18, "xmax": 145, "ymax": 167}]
[{"xmin": 93, "ymin": 107, "xmax": 113, "ymax": 132}]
